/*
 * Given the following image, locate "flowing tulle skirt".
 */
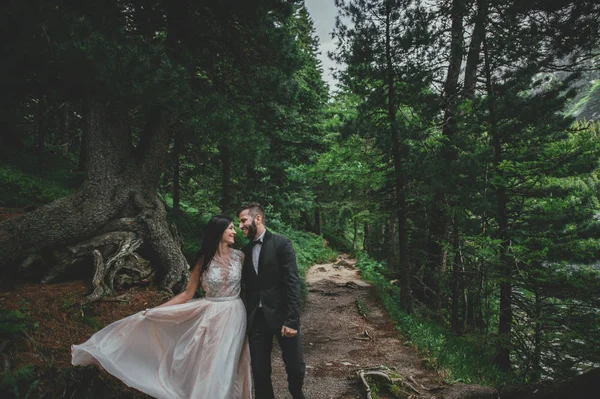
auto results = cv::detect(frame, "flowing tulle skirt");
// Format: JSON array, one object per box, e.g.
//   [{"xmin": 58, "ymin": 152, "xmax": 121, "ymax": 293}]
[{"xmin": 71, "ymin": 296, "xmax": 252, "ymax": 399}]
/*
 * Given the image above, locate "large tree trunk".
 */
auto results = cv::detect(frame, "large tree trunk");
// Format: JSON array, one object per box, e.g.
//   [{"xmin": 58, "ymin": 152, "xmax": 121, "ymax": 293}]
[
  {"xmin": 352, "ymin": 218, "xmax": 358, "ymax": 251},
  {"xmin": 483, "ymin": 33, "xmax": 512, "ymax": 371},
  {"xmin": 78, "ymin": 99, "xmax": 90, "ymax": 171},
  {"xmin": 0, "ymin": 100, "xmax": 189, "ymax": 294},
  {"xmin": 385, "ymin": 218, "xmax": 399, "ymax": 273},
  {"xmin": 36, "ymin": 94, "xmax": 46, "ymax": 172},
  {"xmin": 424, "ymin": 0, "xmax": 465, "ymax": 315},
  {"xmin": 58, "ymin": 102, "xmax": 71, "ymax": 157},
  {"xmin": 450, "ymin": 219, "xmax": 464, "ymax": 334},
  {"xmin": 463, "ymin": 0, "xmax": 487, "ymax": 99},
  {"xmin": 172, "ymin": 132, "xmax": 181, "ymax": 213},
  {"xmin": 386, "ymin": 0, "xmax": 411, "ymax": 313},
  {"xmin": 314, "ymin": 202, "xmax": 321, "ymax": 236},
  {"xmin": 363, "ymin": 222, "xmax": 370, "ymax": 253},
  {"xmin": 530, "ymin": 288, "xmax": 543, "ymax": 382}
]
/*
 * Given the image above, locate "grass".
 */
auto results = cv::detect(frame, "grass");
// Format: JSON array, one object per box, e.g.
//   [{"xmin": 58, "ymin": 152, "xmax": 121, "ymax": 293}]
[
  {"xmin": 0, "ymin": 146, "xmax": 82, "ymax": 208},
  {"xmin": 354, "ymin": 251, "xmax": 521, "ymax": 387},
  {"xmin": 0, "ymin": 307, "xmax": 39, "ymax": 399}
]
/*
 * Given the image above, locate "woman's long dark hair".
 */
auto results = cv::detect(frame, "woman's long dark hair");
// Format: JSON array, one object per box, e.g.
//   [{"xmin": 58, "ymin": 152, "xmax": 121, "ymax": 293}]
[{"xmin": 194, "ymin": 215, "xmax": 233, "ymax": 273}]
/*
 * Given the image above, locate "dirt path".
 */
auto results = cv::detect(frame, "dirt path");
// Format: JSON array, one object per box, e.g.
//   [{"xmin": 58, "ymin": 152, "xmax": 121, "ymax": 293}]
[{"xmin": 268, "ymin": 255, "xmax": 446, "ymax": 399}]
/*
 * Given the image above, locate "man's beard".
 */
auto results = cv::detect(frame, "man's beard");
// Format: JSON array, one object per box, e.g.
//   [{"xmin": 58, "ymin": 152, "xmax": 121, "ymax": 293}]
[{"xmin": 247, "ymin": 220, "xmax": 258, "ymax": 240}]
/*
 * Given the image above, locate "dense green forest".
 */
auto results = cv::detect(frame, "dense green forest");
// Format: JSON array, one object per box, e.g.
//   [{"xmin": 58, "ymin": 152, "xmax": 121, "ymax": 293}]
[{"xmin": 2, "ymin": 0, "xmax": 600, "ymax": 396}]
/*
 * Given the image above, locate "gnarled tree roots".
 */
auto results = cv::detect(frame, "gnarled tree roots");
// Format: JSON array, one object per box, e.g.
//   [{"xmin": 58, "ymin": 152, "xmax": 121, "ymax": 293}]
[
  {"xmin": 357, "ymin": 366, "xmax": 429, "ymax": 399},
  {"xmin": 18, "ymin": 199, "xmax": 189, "ymax": 304}
]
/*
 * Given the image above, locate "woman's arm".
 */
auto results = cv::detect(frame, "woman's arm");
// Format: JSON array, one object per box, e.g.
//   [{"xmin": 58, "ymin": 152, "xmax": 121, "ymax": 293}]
[{"xmin": 154, "ymin": 257, "xmax": 203, "ymax": 309}]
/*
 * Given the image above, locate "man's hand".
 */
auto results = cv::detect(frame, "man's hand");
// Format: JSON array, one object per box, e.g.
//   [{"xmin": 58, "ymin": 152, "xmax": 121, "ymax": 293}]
[{"xmin": 281, "ymin": 325, "xmax": 297, "ymax": 338}]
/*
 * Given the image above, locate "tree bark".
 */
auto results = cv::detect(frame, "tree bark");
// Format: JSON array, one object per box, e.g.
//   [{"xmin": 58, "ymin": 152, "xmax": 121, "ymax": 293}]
[
  {"xmin": 78, "ymin": 98, "xmax": 90, "ymax": 171},
  {"xmin": 0, "ymin": 100, "xmax": 188, "ymax": 292},
  {"xmin": 352, "ymin": 218, "xmax": 358, "ymax": 250},
  {"xmin": 463, "ymin": 0, "xmax": 487, "ymax": 99},
  {"xmin": 172, "ymin": 132, "xmax": 181, "ymax": 213},
  {"xmin": 386, "ymin": 0, "xmax": 411, "ymax": 313},
  {"xmin": 450, "ymin": 219, "xmax": 464, "ymax": 334},
  {"xmin": 36, "ymin": 94, "xmax": 46, "ymax": 172},
  {"xmin": 483, "ymin": 32, "xmax": 512, "ymax": 372},
  {"xmin": 314, "ymin": 204, "xmax": 321, "ymax": 236},
  {"xmin": 386, "ymin": 218, "xmax": 399, "ymax": 273},
  {"xmin": 58, "ymin": 102, "xmax": 70, "ymax": 157},
  {"xmin": 425, "ymin": 0, "xmax": 465, "ymax": 315},
  {"xmin": 530, "ymin": 288, "xmax": 543, "ymax": 382}
]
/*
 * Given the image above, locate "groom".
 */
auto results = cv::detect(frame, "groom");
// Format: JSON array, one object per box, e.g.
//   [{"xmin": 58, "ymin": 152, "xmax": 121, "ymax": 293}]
[{"xmin": 238, "ymin": 203, "xmax": 306, "ymax": 399}]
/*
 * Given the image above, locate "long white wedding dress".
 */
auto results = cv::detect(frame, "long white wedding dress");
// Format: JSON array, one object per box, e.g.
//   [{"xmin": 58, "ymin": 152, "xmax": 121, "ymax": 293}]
[{"xmin": 71, "ymin": 249, "xmax": 252, "ymax": 399}]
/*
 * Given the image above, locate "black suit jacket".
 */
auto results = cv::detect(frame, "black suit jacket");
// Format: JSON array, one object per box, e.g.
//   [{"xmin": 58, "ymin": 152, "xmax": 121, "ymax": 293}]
[{"xmin": 242, "ymin": 230, "xmax": 301, "ymax": 332}]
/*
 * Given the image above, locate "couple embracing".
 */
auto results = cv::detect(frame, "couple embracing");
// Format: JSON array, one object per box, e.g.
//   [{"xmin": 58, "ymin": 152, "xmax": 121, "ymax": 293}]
[{"xmin": 72, "ymin": 203, "xmax": 306, "ymax": 399}]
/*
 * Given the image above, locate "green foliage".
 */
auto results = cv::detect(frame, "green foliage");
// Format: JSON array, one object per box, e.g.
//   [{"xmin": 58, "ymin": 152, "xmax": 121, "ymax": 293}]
[
  {"xmin": 0, "ymin": 307, "xmax": 38, "ymax": 399},
  {"xmin": 567, "ymin": 79, "xmax": 600, "ymax": 120},
  {"xmin": 355, "ymin": 252, "xmax": 520, "ymax": 386},
  {"xmin": 267, "ymin": 216, "xmax": 337, "ymax": 278},
  {"xmin": 165, "ymin": 208, "xmax": 214, "ymax": 259},
  {"xmin": 0, "ymin": 365, "xmax": 39, "ymax": 399},
  {"xmin": 0, "ymin": 309, "xmax": 28, "ymax": 339},
  {"xmin": 1, "ymin": 0, "xmax": 599, "ymax": 389},
  {"xmin": 80, "ymin": 305, "xmax": 104, "ymax": 330},
  {"xmin": 327, "ymin": 0, "xmax": 600, "ymax": 380},
  {"xmin": 321, "ymin": 226, "xmax": 354, "ymax": 253},
  {"xmin": 0, "ymin": 163, "xmax": 74, "ymax": 208}
]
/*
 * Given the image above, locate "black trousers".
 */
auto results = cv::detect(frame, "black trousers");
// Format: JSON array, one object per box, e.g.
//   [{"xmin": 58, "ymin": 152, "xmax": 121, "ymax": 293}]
[{"xmin": 248, "ymin": 308, "xmax": 306, "ymax": 399}]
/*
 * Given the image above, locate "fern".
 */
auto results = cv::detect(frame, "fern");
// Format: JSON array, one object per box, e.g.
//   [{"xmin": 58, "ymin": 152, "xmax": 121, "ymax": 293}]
[
  {"xmin": 0, "ymin": 310, "xmax": 28, "ymax": 339},
  {"xmin": 0, "ymin": 365, "xmax": 37, "ymax": 398},
  {"xmin": 1, "ymin": 365, "xmax": 35, "ymax": 386}
]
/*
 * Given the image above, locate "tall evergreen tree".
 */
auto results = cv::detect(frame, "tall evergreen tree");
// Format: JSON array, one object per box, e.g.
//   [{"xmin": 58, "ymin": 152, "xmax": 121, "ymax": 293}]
[
  {"xmin": 333, "ymin": 0, "xmax": 438, "ymax": 313},
  {"xmin": 0, "ymin": 0, "xmax": 302, "ymax": 293}
]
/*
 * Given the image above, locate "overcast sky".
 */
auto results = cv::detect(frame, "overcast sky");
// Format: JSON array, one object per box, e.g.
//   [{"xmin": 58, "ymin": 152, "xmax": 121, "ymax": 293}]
[{"xmin": 304, "ymin": 0, "xmax": 341, "ymax": 91}]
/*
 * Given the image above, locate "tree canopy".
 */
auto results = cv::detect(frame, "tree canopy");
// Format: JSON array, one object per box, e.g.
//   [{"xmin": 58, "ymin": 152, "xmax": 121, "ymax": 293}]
[{"xmin": 1, "ymin": 0, "xmax": 600, "ymax": 389}]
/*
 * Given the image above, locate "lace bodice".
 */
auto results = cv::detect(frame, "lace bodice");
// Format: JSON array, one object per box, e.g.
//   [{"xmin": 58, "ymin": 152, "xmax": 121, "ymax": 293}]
[{"xmin": 201, "ymin": 249, "xmax": 244, "ymax": 298}]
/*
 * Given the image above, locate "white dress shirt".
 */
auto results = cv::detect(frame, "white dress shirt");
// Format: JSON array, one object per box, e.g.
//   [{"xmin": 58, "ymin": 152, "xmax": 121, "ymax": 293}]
[
  {"xmin": 253, "ymin": 230, "xmax": 266, "ymax": 307},
  {"xmin": 252, "ymin": 230, "xmax": 266, "ymax": 275}
]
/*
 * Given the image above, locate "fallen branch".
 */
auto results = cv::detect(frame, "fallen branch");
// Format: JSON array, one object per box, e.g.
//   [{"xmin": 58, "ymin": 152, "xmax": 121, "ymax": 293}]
[
  {"xmin": 357, "ymin": 366, "xmax": 428, "ymax": 398},
  {"xmin": 101, "ymin": 293, "xmax": 132, "ymax": 303},
  {"xmin": 358, "ymin": 369, "xmax": 391, "ymax": 399},
  {"xmin": 410, "ymin": 375, "xmax": 429, "ymax": 391}
]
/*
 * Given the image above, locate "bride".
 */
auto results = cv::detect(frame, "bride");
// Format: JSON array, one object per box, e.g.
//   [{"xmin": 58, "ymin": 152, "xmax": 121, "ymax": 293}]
[{"xmin": 71, "ymin": 215, "xmax": 252, "ymax": 399}]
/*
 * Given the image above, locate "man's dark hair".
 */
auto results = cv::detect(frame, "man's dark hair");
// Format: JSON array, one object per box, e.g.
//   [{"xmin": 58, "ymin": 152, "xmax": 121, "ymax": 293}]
[{"xmin": 239, "ymin": 202, "xmax": 265, "ymax": 222}]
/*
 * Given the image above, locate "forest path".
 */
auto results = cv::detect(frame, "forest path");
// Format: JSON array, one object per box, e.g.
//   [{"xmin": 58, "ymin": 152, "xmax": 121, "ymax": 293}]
[{"xmin": 269, "ymin": 255, "xmax": 447, "ymax": 399}]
